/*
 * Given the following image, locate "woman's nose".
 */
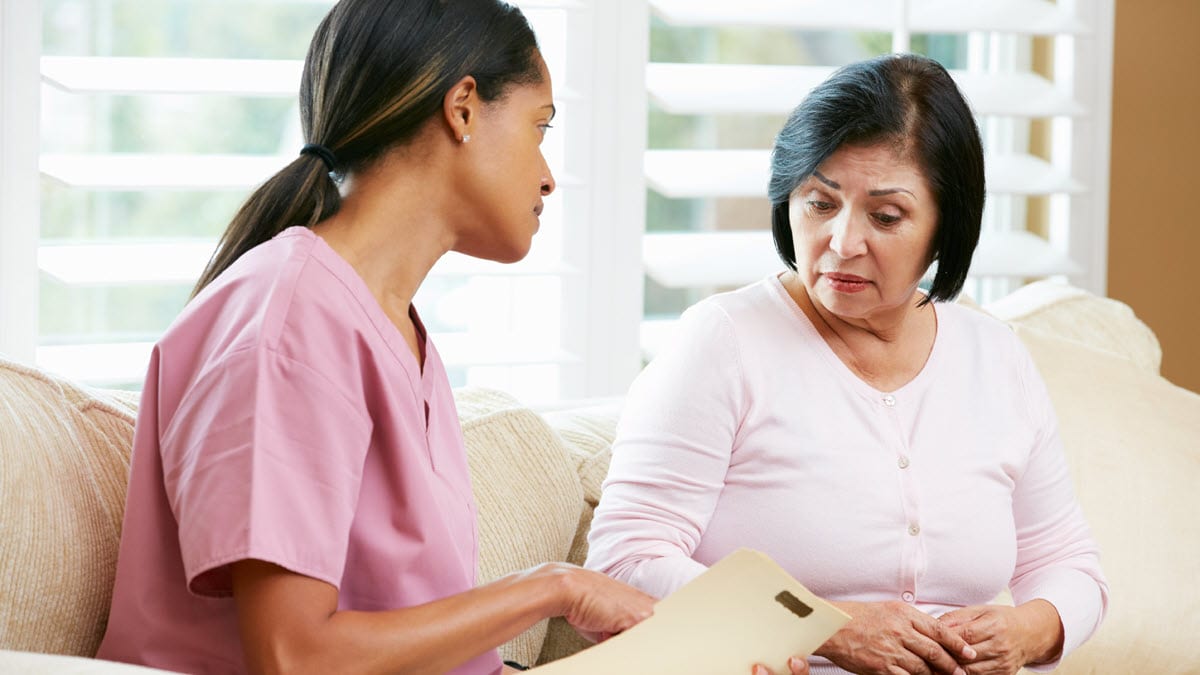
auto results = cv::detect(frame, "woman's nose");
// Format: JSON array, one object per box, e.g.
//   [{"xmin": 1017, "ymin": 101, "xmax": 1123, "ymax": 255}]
[
  {"xmin": 540, "ymin": 156, "xmax": 556, "ymax": 196},
  {"xmin": 829, "ymin": 210, "xmax": 868, "ymax": 258}
]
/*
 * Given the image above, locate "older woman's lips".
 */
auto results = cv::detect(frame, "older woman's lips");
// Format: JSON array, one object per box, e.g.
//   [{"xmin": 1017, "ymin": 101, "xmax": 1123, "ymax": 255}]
[{"xmin": 824, "ymin": 272, "xmax": 870, "ymax": 293}]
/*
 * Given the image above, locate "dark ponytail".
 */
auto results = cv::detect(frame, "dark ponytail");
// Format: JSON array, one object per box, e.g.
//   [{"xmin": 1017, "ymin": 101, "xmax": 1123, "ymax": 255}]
[
  {"xmin": 192, "ymin": 156, "xmax": 339, "ymax": 295},
  {"xmin": 193, "ymin": 0, "xmax": 542, "ymax": 297}
]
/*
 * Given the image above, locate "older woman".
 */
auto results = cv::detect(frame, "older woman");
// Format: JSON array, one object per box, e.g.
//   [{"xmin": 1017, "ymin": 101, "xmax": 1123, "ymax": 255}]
[{"xmin": 586, "ymin": 54, "xmax": 1107, "ymax": 675}]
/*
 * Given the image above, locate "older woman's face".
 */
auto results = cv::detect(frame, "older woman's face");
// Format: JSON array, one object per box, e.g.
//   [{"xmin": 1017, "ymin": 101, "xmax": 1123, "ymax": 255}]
[{"xmin": 788, "ymin": 143, "xmax": 937, "ymax": 322}]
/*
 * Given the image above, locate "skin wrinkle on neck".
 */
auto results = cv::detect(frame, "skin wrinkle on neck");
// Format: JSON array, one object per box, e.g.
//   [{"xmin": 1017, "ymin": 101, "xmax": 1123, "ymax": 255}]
[{"xmin": 786, "ymin": 270, "xmax": 937, "ymax": 392}]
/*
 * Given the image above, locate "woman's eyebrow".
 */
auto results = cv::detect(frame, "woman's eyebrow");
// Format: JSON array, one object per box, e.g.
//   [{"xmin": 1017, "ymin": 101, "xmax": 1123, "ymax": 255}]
[
  {"xmin": 868, "ymin": 187, "xmax": 915, "ymax": 197},
  {"xmin": 812, "ymin": 170, "xmax": 840, "ymax": 189},
  {"xmin": 541, "ymin": 103, "xmax": 557, "ymax": 120},
  {"xmin": 812, "ymin": 170, "xmax": 914, "ymax": 197}
]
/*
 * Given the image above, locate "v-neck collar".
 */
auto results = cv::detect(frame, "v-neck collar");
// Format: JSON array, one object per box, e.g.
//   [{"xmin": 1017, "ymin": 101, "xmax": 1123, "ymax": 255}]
[
  {"xmin": 289, "ymin": 227, "xmax": 435, "ymax": 398},
  {"xmin": 765, "ymin": 274, "xmax": 944, "ymax": 403}
]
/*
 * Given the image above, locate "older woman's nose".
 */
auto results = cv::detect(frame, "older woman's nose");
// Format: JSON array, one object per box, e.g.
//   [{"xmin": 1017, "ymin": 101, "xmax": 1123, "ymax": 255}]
[{"xmin": 828, "ymin": 211, "xmax": 868, "ymax": 259}]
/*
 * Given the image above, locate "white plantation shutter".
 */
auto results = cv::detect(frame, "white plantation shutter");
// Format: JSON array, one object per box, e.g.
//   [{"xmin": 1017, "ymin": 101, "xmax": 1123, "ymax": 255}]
[
  {"xmin": 1, "ymin": 0, "xmax": 1115, "ymax": 398},
  {"xmin": 0, "ymin": 0, "xmax": 643, "ymax": 403},
  {"xmin": 639, "ymin": 0, "xmax": 1115, "ymax": 355}
]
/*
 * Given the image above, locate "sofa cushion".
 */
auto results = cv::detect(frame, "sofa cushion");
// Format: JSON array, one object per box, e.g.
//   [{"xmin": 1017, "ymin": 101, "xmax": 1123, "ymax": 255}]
[
  {"xmin": 0, "ymin": 358, "xmax": 137, "ymax": 657},
  {"xmin": 0, "ymin": 367, "xmax": 579, "ymax": 667},
  {"xmin": 456, "ymin": 388, "xmax": 585, "ymax": 667},
  {"xmin": 986, "ymin": 280, "xmax": 1162, "ymax": 374},
  {"xmin": 541, "ymin": 400, "xmax": 624, "ymax": 516},
  {"xmin": 979, "ymin": 286, "xmax": 1195, "ymax": 672},
  {"xmin": 535, "ymin": 402, "xmax": 623, "ymax": 664},
  {"xmin": 1014, "ymin": 325, "xmax": 1200, "ymax": 674}
]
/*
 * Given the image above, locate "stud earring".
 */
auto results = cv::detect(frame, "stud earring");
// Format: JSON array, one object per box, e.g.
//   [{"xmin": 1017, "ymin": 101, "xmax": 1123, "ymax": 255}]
[{"xmin": 462, "ymin": 134, "xmax": 471, "ymax": 143}]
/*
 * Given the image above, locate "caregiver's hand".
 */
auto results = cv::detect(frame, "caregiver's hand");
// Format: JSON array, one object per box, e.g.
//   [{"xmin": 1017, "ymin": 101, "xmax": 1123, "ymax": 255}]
[
  {"xmin": 815, "ymin": 601, "xmax": 977, "ymax": 675},
  {"xmin": 549, "ymin": 563, "xmax": 656, "ymax": 641}
]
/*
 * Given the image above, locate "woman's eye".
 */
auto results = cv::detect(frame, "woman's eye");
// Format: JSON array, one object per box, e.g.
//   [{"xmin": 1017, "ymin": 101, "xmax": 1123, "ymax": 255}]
[
  {"xmin": 808, "ymin": 200, "xmax": 834, "ymax": 213},
  {"xmin": 873, "ymin": 212, "xmax": 901, "ymax": 225},
  {"xmin": 538, "ymin": 124, "xmax": 554, "ymax": 134}
]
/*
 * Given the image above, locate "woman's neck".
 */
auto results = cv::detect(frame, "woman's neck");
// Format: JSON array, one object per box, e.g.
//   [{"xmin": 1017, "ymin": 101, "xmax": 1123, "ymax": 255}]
[
  {"xmin": 785, "ymin": 272, "xmax": 937, "ymax": 392},
  {"xmin": 310, "ymin": 143, "xmax": 462, "ymax": 372},
  {"xmin": 312, "ymin": 150, "xmax": 457, "ymax": 322}
]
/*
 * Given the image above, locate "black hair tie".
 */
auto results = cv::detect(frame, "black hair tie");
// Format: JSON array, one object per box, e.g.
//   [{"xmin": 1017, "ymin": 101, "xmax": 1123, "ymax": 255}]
[{"xmin": 300, "ymin": 143, "xmax": 338, "ymax": 172}]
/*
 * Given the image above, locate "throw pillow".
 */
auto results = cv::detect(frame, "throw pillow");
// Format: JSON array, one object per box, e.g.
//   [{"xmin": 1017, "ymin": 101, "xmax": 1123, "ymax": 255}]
[
  {"xmin": 989, "ymin": 280, "xmax": 1162, "ymax": 374},
  {"xmin": 0, "ymin": 358, "xmax": 137, "ymax": 657},
  {"xmin": 535, "ymin": 402, "xmax": 623, "ymax": 664},
  {"xmin": 456, "ymin": 388, "xmax": 584, "ymax": 667}
]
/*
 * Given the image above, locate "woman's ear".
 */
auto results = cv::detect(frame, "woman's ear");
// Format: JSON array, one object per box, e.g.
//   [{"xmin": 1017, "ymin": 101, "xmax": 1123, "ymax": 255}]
[{"xmin": 443, "ymin": 75, "xmax": 479, "ymax": 144}]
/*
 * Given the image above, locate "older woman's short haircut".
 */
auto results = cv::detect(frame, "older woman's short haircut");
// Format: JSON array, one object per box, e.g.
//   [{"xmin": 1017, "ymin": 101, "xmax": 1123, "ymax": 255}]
[{"xmin": 768, "ymin": 53, "xmax": 985, "ymax": 304}]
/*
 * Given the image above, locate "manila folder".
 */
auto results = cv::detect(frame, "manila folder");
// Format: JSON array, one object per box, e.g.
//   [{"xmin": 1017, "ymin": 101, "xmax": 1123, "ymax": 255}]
[{"xmin": 529, "ymin": 548, "xmax": 851, "ymax": 674}]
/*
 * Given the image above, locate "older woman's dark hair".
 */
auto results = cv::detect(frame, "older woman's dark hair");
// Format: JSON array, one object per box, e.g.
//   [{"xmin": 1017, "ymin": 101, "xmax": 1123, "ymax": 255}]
[
  {"xmin": 768, "ymin": 53, "xmax": 985, "ymax": 304},
  {"xmin": 194, "ymin": 0, "xmax": 541, "ymax": 295}
]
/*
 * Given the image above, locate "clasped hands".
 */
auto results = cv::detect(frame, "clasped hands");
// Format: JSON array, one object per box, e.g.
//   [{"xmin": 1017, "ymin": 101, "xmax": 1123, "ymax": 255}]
[{"xmin": 754, "ymin": 600, "xmax": 1060, "ymax": 675}]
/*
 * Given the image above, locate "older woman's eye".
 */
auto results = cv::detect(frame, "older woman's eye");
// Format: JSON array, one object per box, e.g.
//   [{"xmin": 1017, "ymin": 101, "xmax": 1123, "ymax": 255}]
[
  {"xmin": 873, "ymin": 212, "xmax": 901, "ymax": 225},
  {"xmin": 808, "ymin": 200, "xmax": 835, "ymax": 213}
]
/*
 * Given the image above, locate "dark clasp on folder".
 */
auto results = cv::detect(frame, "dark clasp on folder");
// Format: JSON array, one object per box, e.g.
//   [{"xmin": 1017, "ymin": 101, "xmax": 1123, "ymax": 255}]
[{"xmin": 774, "ymin": 590, "xmax": 814, "ymax": 619}]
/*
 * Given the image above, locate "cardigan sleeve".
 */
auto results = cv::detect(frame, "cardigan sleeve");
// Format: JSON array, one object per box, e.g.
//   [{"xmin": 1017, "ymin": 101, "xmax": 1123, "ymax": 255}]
[
  {"xmin": 1008, "ymin": 342, "xmax": 1109, "ymax": 670},
  {"xmin": 584, "ymin": 300, "xmax": 746, "ymax": 599}
]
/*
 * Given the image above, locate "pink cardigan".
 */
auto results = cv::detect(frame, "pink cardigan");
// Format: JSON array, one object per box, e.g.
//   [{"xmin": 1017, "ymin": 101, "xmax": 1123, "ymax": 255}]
[{"xmin": 586, "ymin": 276, "xmax": 1107, "ymax": 673}]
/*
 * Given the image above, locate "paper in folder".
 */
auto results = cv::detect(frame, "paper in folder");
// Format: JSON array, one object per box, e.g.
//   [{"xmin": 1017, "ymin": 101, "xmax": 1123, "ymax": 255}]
[{"xmin": 530, "ymin": 548, "xmax": 851, "ymax": 674}]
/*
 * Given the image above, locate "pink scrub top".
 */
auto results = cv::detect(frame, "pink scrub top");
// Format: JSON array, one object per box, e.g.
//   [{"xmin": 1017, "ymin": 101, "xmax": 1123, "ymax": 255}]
[{"xmin": 97, "ymin": 227, "xmax": 501, "ymax": 675}]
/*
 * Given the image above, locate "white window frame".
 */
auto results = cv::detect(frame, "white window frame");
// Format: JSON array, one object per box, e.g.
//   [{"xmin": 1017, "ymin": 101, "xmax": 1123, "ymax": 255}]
[
  {"xmin": 1059, "ymin": 0, "xmax": 1115, "ymax": 296},
  {"xmin": 0, "ymin": 0, "xmax": 42, "ymax": 364},
  {"xmin": 563, "ymin": 0, "xmax": 648, "ymax": 397}
]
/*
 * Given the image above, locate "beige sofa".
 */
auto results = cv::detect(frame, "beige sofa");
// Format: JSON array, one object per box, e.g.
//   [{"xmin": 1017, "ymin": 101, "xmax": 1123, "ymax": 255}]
[{"xmin": 2, "ymin": 281, "xmax": 1198, "ymax": 674}]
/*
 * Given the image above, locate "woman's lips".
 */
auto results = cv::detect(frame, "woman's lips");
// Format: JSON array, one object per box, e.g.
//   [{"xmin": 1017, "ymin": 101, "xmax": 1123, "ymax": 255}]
[{"xmin": 824, "ymin": 272, "xmax": 870, "ymax": 293}]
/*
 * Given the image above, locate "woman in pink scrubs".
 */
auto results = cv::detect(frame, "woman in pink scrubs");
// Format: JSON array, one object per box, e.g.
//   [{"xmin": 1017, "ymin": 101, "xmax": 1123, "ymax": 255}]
[{"xmin": 95, "ymin": 1, "xmax": 658, "ymax": 673}]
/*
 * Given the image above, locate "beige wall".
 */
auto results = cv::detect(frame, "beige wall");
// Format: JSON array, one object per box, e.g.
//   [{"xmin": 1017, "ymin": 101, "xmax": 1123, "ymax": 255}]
[{"xmin": 1108, "ymin": 0, "xmax": 1200, "ymax": 393}]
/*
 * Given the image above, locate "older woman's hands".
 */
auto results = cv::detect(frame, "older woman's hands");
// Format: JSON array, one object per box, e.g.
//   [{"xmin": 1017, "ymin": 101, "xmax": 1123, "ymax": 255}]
[
  {"xmin": 815, "ymin": 601, "xmax": 977, "ymax": 675},
  {"xmin": 937, "ymin": 600, "xmax": 1064, "ymax": 675}
]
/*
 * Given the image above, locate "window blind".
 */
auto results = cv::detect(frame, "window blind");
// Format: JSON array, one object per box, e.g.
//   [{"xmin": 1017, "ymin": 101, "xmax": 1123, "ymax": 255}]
[{"xmin": 27, "ymin": 0, "xmax": 610, "ymax": 402}]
